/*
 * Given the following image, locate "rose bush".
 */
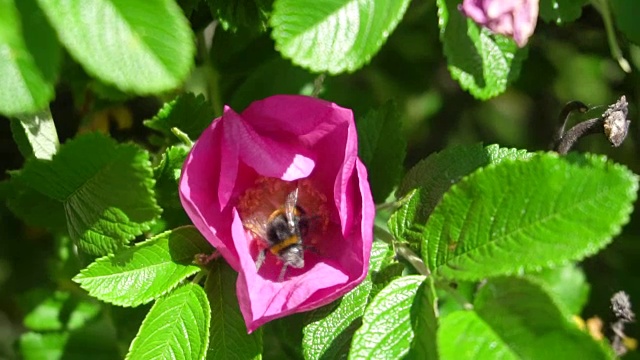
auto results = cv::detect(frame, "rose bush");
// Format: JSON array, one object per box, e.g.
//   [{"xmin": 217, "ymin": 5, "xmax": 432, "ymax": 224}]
[
  {"xmin": 459, "ymin": 0, "xmax": 539, "ymax": 47},
  {"xmin": 179, "ymin": 95, "xmax": 374, "ymax": 332}
]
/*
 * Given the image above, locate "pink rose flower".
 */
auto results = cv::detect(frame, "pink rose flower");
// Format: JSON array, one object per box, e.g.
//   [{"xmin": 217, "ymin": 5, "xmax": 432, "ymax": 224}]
[
  {"xmin": 459, "ymin": 0, "xmax": 539, "ymax": 47},
  {"xmin": 179, "ymin": 95, "xmax": 374, "ymax": 332}
]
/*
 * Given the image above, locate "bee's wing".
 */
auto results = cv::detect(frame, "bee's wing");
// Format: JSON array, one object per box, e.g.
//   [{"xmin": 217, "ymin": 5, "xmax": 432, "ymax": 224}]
[
  {"xmin": 284, "ymin": 188, "xmax": 299, "ymax": 228},
  {"xmin": 243, "ymin": 213, "xmax": 268, "ymax": 243}
]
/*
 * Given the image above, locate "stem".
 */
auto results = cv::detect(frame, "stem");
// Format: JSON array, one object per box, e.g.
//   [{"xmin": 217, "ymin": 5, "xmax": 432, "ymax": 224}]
[
  {"xmin": 592, "ymin": 0, "xmax": 631, "ymax": 73},
  {"xmin": 552, "ymin": 100, "xmax": 588, "ymax": 147},
  {"xmin": 192, "ymin": 270, "xmax": 207, "ymax": 285},
  {"xmin": 555, "ymin": 117, "xmax": 602, "ymax": 154},
  {"xmin": 171, "ymin": 127, "xmax": 194, "ymax": 147},
  {"xmin": 396, "ymin": 243, "xmax": 430, "ymax": 277}
]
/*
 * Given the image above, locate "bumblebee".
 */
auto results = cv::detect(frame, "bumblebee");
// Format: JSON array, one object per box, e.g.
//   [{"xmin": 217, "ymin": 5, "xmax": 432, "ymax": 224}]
[{"xmin": 251, "ymin": 188, "xmax": 310, "ymax": 281}]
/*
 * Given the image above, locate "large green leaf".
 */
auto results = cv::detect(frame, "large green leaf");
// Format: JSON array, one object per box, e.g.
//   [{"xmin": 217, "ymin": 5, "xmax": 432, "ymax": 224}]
[
  {"xmin": 271, "ymin": 0, "xmax": 411, "ymax": 74},
  {"xmin": 357, "ymin": 101, "xmax": 407, "ymax": 203},
  {"xmin": 437, "ymin": 0, "xmax": 527, "ymax": 99},
  {"xmin": 424, "ymin": 152, "xmax": 638, "ymax": 280},
  {"xmin": 349, "ymin": 276, "xmax": 426, "ymax": 359},
  {"xmin": 36, "ymin": 0, "xmax": 195, "ymax": 93},
  {"xmin": 126, "ymin": 283, "xmax": 211, "ymax": 360},
  {"xmin": 0, "ymin": 0, "xmax": 59, "ymax": 115},
  {"xmin": 74, "ymin": 226, "xmax": 211, "ymax": 307},
  {"xmin": 13, "ymin": 132, "xmax": 161, "ymax": 255},
  {"xmin": 205, "ymin": 261, "xmax": 262, "ymax": 360}
]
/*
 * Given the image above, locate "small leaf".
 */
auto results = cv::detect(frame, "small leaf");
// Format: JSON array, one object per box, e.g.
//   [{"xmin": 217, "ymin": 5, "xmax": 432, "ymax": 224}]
[
  {"xmin": 10, "ymin": 109, "xmax": 59, "ymax": 160},
  {"xmin": 154, "ymin": 145, "xmax": 189, "ymax": 209},
  {"xmin": 126, "ymin": 283, "xmax": 211, "ymax": 360},
  {"xmin": 144, "ymin": 93, "xmax": 216, "ymax": 143},
  {"xmin": 539, "ymin": 0, "xmax": 589, "ymax": 24},
  {"xmin": 611, "ymin": 0, "xmax": 640, "ymax": 45},
  {"xmin": 357, "ymin": 101, "xmax": 407, "ymax": 203},
  {"xmin": 36, "ymin": 0, "xmax": 195, "ymax": 93},
  {"xmin": 302, "ymin": 241, "xmax": 391, "ymax": 359},
  {"xmin": 14, "ymin": 132, "xmax": 161, "ymax": 255},
  {"xmin": 527, "ymin": 263, "xmax": 590, "ymax": 317},
  {"xmin": 437, "ymin": 0, "xmax": 527, "ymax": 99},
  {"xmin": 424, "ymin": 152, "xmax": 638, "ymax": 280},
  {"xmin": 0, "ymin": 0, "xmax": 59, "ymax": 115},
  {"xmin": 20, "ymin": 332, "xmax": 69, "ymax": 360},
  {"xmin": 349, "ymin": 275, "xmax": 425, "ymax": 359},
  {"xmin": 271, "ymin": 0, "xmax": 411, "ymax": 74},
  {"xmin": 74, "ymin": 226, "xmax": 212, "ymax": 307},
  {"xmin": 205, "ymin": 261, "xmax": 262, "ymax": 360}
]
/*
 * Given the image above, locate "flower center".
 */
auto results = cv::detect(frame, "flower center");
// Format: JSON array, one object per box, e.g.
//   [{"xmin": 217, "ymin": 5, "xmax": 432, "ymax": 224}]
[{"xmin": 237, "ymin": 177, "xmax": 330, "ymax": 250}]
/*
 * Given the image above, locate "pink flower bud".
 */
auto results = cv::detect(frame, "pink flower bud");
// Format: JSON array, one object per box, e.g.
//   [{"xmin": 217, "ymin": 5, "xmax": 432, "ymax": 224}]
[
  {"xmin": 459, "ymin": 0, "xmax": 539, "ymax": 47},
  {"xmin": 179, "ymin": 95, "xmax": 374, "ymax": 332}
]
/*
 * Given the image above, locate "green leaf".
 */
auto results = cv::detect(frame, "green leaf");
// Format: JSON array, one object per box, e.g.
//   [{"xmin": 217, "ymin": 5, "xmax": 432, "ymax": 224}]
[
  {"xmin": 20, "ymin": 332, "xmax": 69, "ymax": 360},
  {"xmin": 20, "ymin": 319, "xmax": 120, "ymax": 360},
  {"xmin": 302, "ymin": 241, "xmax": 391, "ymax": 359},
  {"xmin": 10, "ymin": 109, "xmax": 59, "ymax": 160},
  {"xmin": 476, "ymin": 277, "xmax": 607, "ymax": 359},
  {"xmin": 396, "ymin": 144, "xmax": 532, "ymax": 224},
  {"xmin": 611, "ymin": 0, "xmax": 640, "ymax": 45},
  {"xmin": 0, "ymin": 0, "xmax": 59, "ymax": 115},
  {"xmin": 407, "ymin": 277, "xmax": 439, "ymax": 360},
  {"xmin": 424, "ymin": 152, "xmax": 638, "ymax": 280},
  {"xmin": 205, "ymin": 261, "xmax": 263, "ymax": 360},
  {"xmin": 206, "ymin": 0, "xmax": 271, "ymax": 32},
  {"xmin": 271, "ymin": 0, "xmax": 411, "ymax": 74},
  {"xmin": 438, "ymin": 311, "xmax": 519, "ymax": 360},
  {"xmin": 357, "ymin": 101, "xmax": 407, "ymax": 203},
  {"xmin": 144, "ymin": 93, "xmax": 216, "ymax": 143},
  {"xmin": 6, "ymin": 179, "xmax": 67, "ymax": 232},
  {"xmin": 349, "ymin": 275, "xmax": 426, "ymax": 359},
  {"xmin": 539, "ymin": 0, "xmax": 589, "ymax": 24},
  {"xmin": 36, "ymin": 0, "xmax": 195, "ymax": 94},
  {"xmin": 14, "ymin": 132, "xmax": 161, "ymax": 256},
  {"xmin": 22, "ymin": 290, "xmax": 101, "ymax": 332},
  {"xmin": 228, "ymin": 57, "xmax": 316, "ymax": 111},
  {"xmin": 74, "ymin": 226, "xmax": 212, "ymax": 307},
  {"xmin": 527, "ymin": 263, "xmax": 590, "ymax": 317},
  {"xmin": 127, "ymin": 283, "xmax": 211, "ymax": 360},
  {"xmin": 154, "ymin": 145, "xmax": 189, "ymax": 209},
  {"xmin": 437, "ymin": 0, "xmax": 527, "ymax": 99}
]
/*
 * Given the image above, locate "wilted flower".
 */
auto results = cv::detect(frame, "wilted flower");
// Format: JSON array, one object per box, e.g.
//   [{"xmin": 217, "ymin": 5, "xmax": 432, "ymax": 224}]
[
  {"xmin": 459, "ymin": 0, "xmax": 539, "ymax": 47},
  {"xmin": 179, "ymin": 95, "xmax": 374, "ymax": 332}
]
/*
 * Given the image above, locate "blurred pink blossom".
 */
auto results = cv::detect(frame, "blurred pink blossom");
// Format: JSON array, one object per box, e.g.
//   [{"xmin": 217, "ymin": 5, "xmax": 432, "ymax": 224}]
[
  {"xmin": 179, "ymin": 95, "xmax": 374, "ymax": 332},
  {"xmin": 460, "ymin": 0, "xmax": 539, "ymax": 47}
]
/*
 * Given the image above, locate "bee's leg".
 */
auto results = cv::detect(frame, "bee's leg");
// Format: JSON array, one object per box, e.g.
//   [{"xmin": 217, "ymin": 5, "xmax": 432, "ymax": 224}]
[
  {"xmin": 255, "ymin": 249, "xmax": 266, "ymax": 271},
  {"xmin": 278, "ymin": 264, "xmax": 289, "ymax": 282}
]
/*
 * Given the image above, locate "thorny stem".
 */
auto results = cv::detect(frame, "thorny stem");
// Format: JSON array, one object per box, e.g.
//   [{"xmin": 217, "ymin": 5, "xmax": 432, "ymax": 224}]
[
  {"xmin": 311, "ymin": 74, "xmax": 326, "ymax": 98},
  {"xmin": 396, "ymin": 243, "xmax": 430, "ymax": 277},
  {"xmin": 171, "ymin": 127, "xmax": 194, "ymax": 147}
]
